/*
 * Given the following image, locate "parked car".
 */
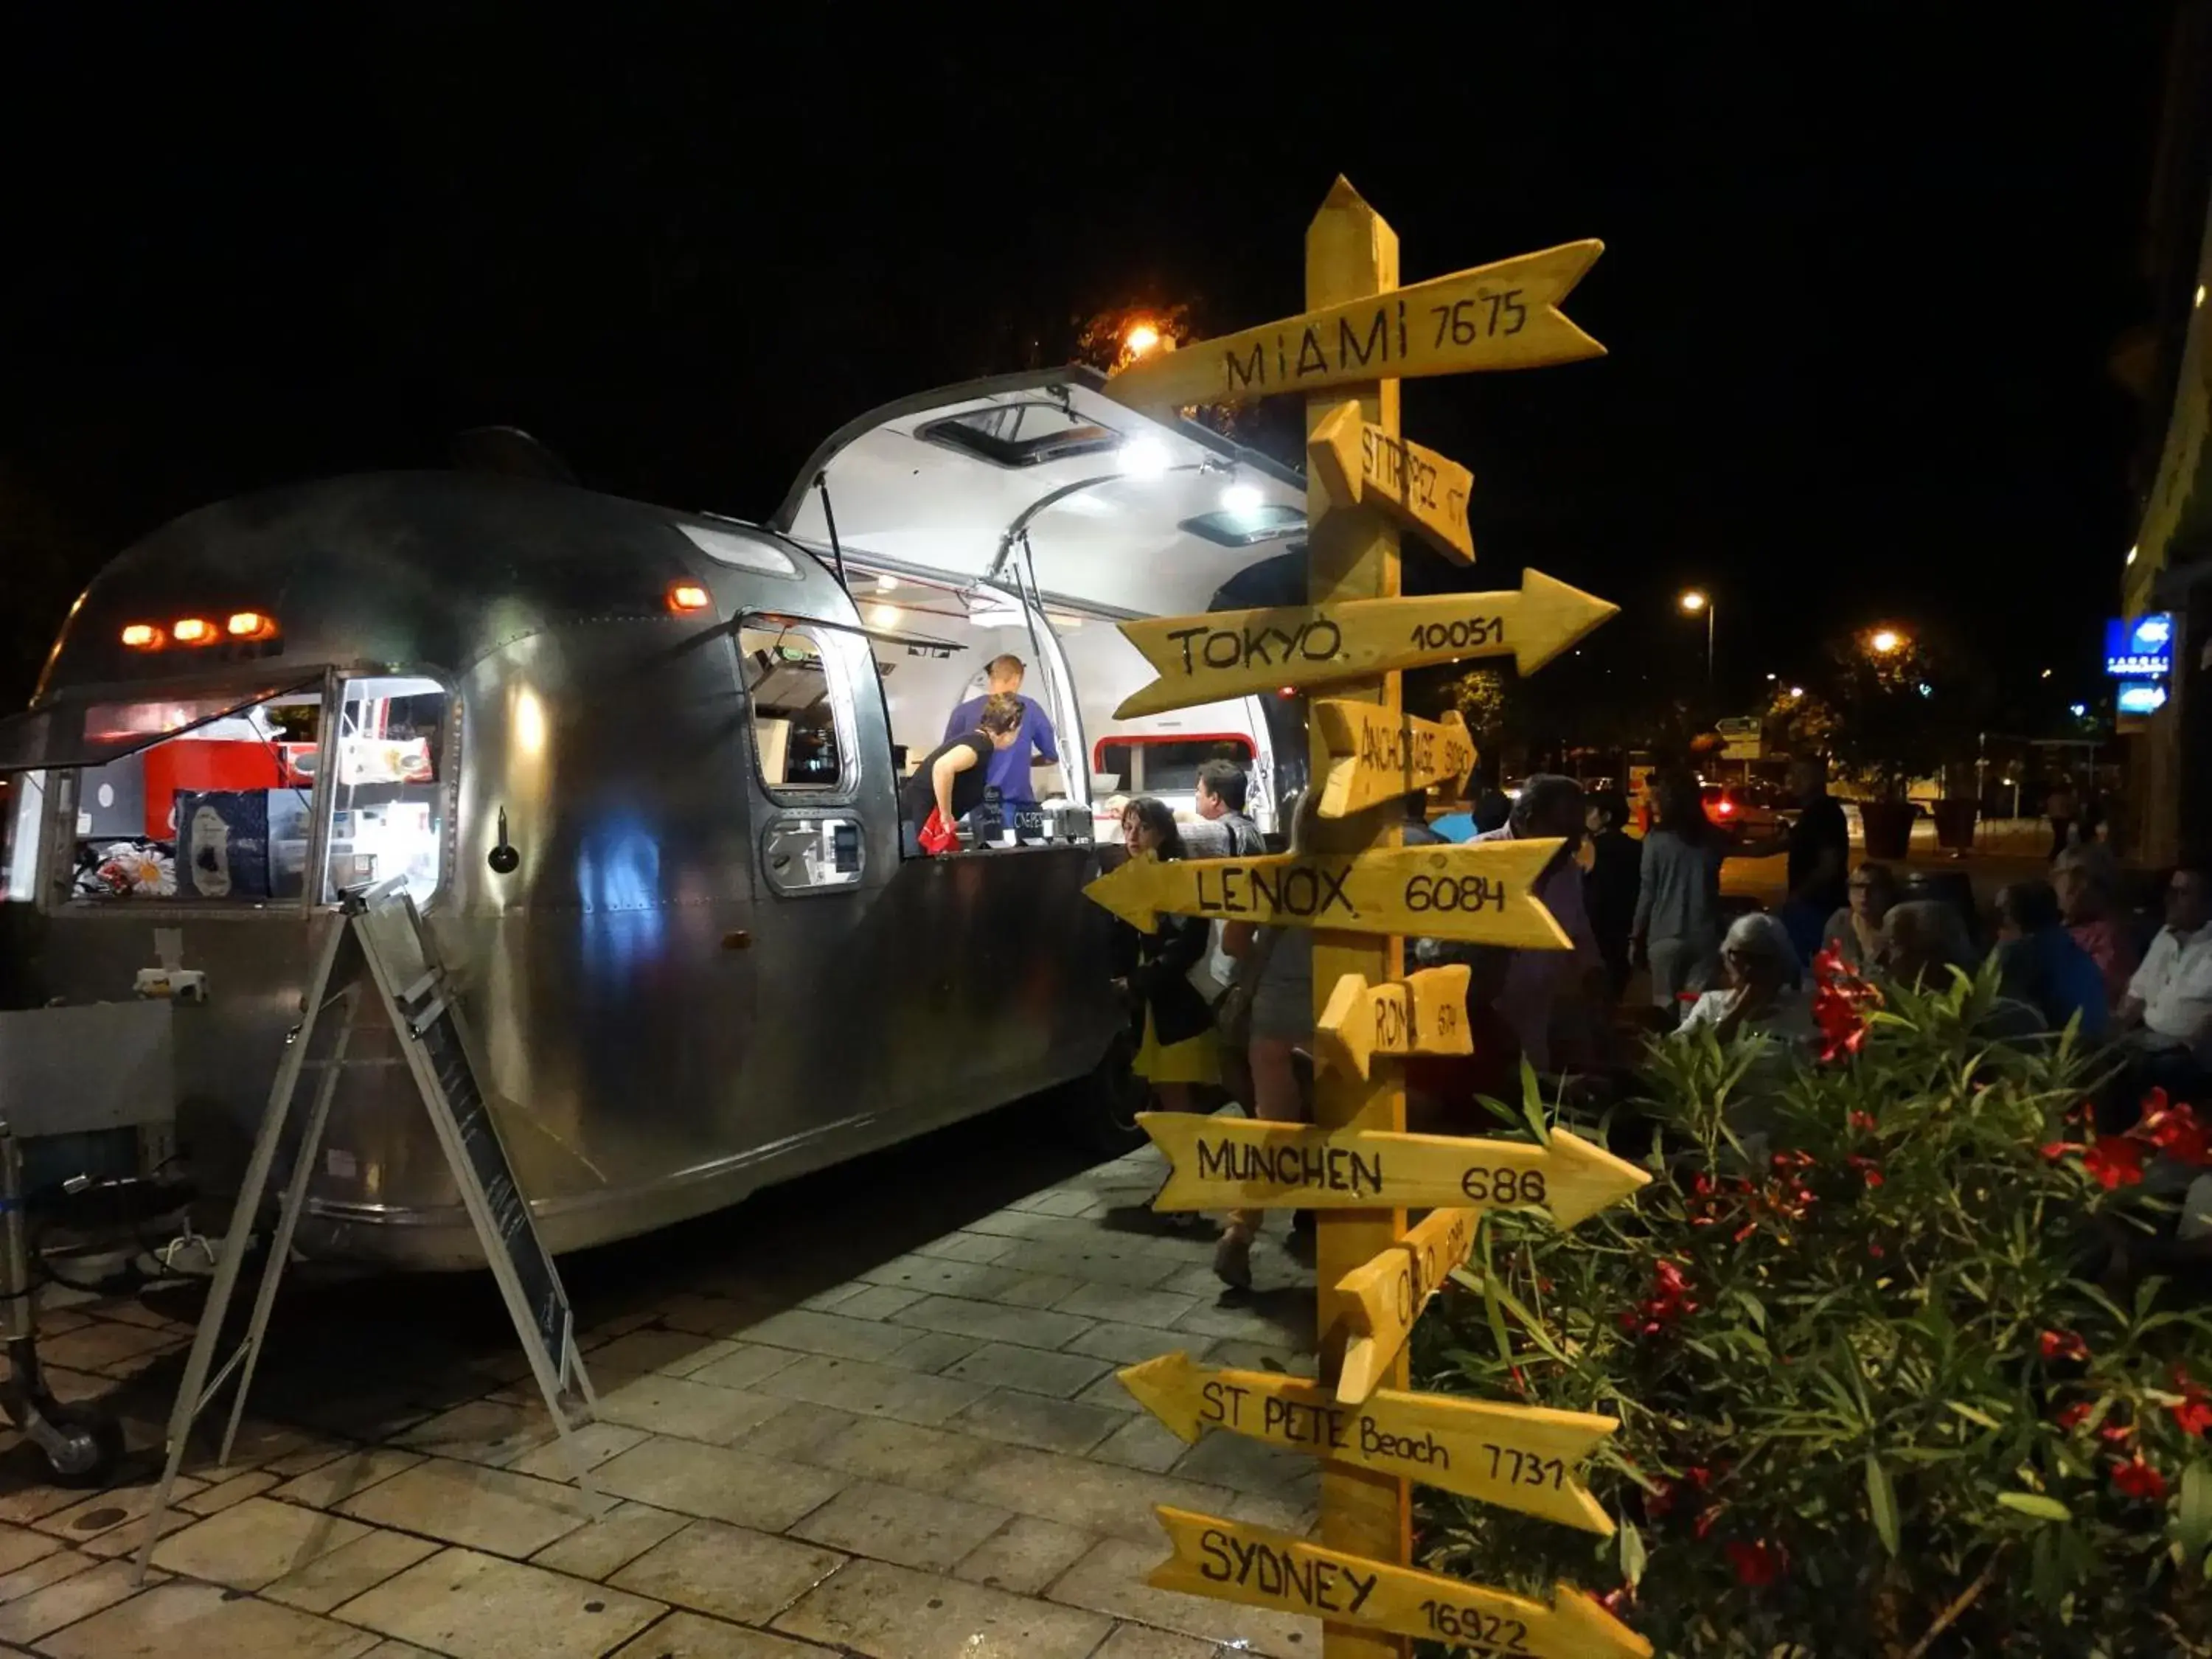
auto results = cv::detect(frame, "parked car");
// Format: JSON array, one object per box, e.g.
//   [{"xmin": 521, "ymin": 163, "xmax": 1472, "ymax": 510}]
[{"xmin": 1702, "ymin": 782, "xmax": 1782, "ymax": 836}]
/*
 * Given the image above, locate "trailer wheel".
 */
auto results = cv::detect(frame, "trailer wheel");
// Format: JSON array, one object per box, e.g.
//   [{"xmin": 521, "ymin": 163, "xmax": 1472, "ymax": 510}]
[{"xmin": 1057, "ymin": 1034, "xmax": 1149, "ymax": 1158}]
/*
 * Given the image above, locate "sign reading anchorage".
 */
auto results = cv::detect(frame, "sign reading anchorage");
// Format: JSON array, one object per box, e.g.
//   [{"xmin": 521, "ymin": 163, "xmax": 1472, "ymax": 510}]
[{"xmin": 1093, "ymin": 179, "xmax": 1645, "ymax": 1659}]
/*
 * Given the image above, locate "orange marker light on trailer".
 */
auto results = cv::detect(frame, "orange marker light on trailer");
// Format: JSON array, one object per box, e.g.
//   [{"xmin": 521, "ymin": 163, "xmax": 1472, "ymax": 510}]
[
  {"xmin": 667, "ymin": 582, "xmax": 711, "ymax": 613},
  {"xmin": 225, "ymin": 610, "xmax": 276, "ymax": 640},
  {"xmin": 120, "ymin": 623, "xmax": 164, "ymax": 650},
  {"xmin": 172, "ymin": 617, "xmax": 216, "ymax": 645}
]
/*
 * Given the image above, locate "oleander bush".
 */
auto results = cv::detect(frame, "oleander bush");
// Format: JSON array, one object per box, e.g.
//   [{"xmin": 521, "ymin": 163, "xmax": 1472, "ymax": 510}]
[{"xmin": 1413, "ymin": 956, "xmax": 2212, "ymax": 1658}]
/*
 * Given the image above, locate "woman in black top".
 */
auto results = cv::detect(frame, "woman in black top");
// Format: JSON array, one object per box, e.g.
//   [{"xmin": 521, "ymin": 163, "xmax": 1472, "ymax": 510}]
[
  {"xmin": 1114, "ymin": 798, "xmax": 1220, "ymax": 1110},
  {"xmin": 901, "ymin": 694, "xmax": 1024, "ymax": 855}
]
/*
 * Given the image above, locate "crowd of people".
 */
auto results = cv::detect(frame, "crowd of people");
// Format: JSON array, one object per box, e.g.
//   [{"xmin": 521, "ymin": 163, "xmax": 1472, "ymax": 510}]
[{"xmin": 1103, "ymin": 751, "xmax": 2212, "ymax": 1285}]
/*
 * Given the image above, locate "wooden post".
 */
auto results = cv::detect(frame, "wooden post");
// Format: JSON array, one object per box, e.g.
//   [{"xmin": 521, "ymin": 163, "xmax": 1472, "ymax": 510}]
[{"xmin": 1305, "ymin": 175, "xmax": 1409, "ymax": 1659}]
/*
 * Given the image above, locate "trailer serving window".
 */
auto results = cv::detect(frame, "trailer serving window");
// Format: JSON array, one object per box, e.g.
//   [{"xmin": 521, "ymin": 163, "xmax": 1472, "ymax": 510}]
[
  {"xmin": 1093, "ymin": 734, "xmax": 1255, "ymax": 796},
  {"xmin": 321, "ymin": 676, "xmax": 452, "ymax": 902},
  {"xmin": 739, "ymin": 625, "xmax": 851, "ymax": 797},
  {"xmin": 0, "ymin": 677, "xmax": 328, "ymax": 903}
]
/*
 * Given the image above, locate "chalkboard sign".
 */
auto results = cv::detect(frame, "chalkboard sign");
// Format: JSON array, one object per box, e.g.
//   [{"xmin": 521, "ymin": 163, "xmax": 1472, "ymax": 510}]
[{"xmin": 413, "ymin": 999, "xmax": 569, "ymax": 1377}]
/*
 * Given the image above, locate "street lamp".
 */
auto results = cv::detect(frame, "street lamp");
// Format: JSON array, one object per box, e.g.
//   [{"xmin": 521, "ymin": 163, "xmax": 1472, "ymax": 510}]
[
  {"xmin": 1124, "ymin": 321, "xmax": 1162, "ymax": 358},
  {"xmin": 1678, "ymin": 590, "xmax": 1714, "ymax": 688},
  {"xmin": 1868, "ymin": 627, "xmax": 1904, "ymax": 655}
]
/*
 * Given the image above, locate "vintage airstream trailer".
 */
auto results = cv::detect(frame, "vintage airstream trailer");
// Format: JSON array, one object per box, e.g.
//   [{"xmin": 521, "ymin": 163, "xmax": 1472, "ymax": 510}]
[{"xmin": 0, "ymin": 370, "xmax": 1309, "ymax": 1268}]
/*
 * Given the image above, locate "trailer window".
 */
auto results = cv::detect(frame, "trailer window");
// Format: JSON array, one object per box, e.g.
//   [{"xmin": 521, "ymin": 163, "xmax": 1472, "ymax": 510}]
[
  {"xmin": 62, "ymin": 686, "xmax": 324, "ymax": 903},
  {"xmin": 1093, "ymin": 734, "xmax": 1254, "ymax": 796},
  {"xmin": 740, "ymin": 625, "xmax": 848, "ymax": 795},
  {"xmin": 322, "ymin": 677, "xmax": 452, "ymax": 902}
]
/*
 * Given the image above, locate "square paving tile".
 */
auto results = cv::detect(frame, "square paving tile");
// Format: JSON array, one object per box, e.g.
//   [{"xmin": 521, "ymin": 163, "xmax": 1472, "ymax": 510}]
[
  {"xmin": 807, "ymin": 1418, "xmax": 1006, "ymax": 1495},
  {"xmin": 734, "ymin": 1309, "xmax": 933, "ymax": 1363},
  {"xmin": 787, "ymin": 1479, "xmax": 1008, "ymax": 1571},
  {"xmin": 942, "ymin": 1343, "xmax": 1111, "ymax": 1399},
  {"xmin": 858, "ymin": 1256, "xmax": 1021, "ymax": 1300},
  {"xmin": 335, "ymin": 1455, "xmax": 601, "ymax": 1559},
  {"xmin": 827, "ymin": 1284, "xmax": 928, "ymax": 1321},
  {"xmin": 888, "ymin": 1295, "xmax": 1092, "ymax": 1350},
  {"xmin": 1093, "ymin": 1621, "xmax": 1234, "ymax": 1658},
  {"xmin": 774, "ymin": 1556, "xmax": 1111, "ymax": 1658},
  {"xmin": 1004, "ymin": 1247, "xmax": 1187, "ymax": 1291},
  {"xmin": 1011, "ymin": 1189, "xmax": 1098, "ymax": 1217},
  {"xmin": 393, "ymin": 1398, "xmax": 562, "ymax": 1469},
  {"xmin": 610, "ymin": 1609, "xmax": 839, "ymax": 1656},
  {"xmin": 335, "ymin": 1545, "xmax": 665, "ymax": 1659},
  {"xmin": 908, "ymin": 1232, "xmax": 1015, "ymax": 1265},
  {"xmin": 595, "ymin": 1374, "xmax": 793, "ymax": 1444},
  {"xmin": 593, "ymin": 1436, "xmax": 846, "ymax": 1531},
  {"xmin": 0, "ymin": 1524, "xmax": 59, "ymax": 1576},
  {"xmin": 588, "ymin": 1329, "xmax": 736, "ymax": 1378},
  {"xmin": 754, "ymin": 1355, "xmax": 992, "ymax": 1427},
  {"xmin": 151, "ymin": 1495, "xmax": 370, "ymax": 1589},
  {"xmin": 684, "ymin": 1343, "xmax": 806, "ymax": 1393},
  {"xmin": 529, "ymin": 1500, "xmax": 689, "ymax": 1582},
  {"xmin": 654, "ymin": 1293, "xmax": 760, "ymax": 1339},
  {"xmin": 178, "ymin": 1469, "xmax": 281, "ymax": 1516},
  {"xmin": 730, "ymin": 1403, "xmax": 860, "ymax": 1465},
  {"xmin": 33, "ymin": 1475, "xmax": 206, "ymax": 1548},
  {"xmin": 262, "ymin": 1526, "xmax": 442, "ymax": 1614},
  {"xmin": 952, "ymin": 1514, "xmax": 1095, "ymax": 1596},
  {"xmin": 953, "ymin": 1448, "xmax": 1236, "ymax": 1545},
  {"xmin": 41, "ymin": 1578, "xmax": 378, "ymax": 1659},
  {"xmin": 1092, "ymin": 1413, "xmax": 1194, "ymax": 1475},
  {"xmin": 0, "ymin": 1541, "xmax": 97, "ymax": 1602},
  {"xmin": 983, "ymin": 1273, "xmax": 1092, "ymax": 1310},
  {"xmin": 878, "ymin": 1330, "xmax": 983, "ymax": 1373},
  {"xmin": 270, "ymin": 1448, "xmax": 425, "ymax": 1510},
  {"xmin": 1076, "ymin": 1372, "xmax": 1150, "ymax": 1413},
  {"xmin": 0, "ymin": 1556, "xmax": 158, "ymax": 1644},
  {"xmin": 505, "ymin": 1420, "xmax": 655, "ymax": 1483},
  {"xmin": 36, "ymin": 1321, "xmax": 179, "ymax": 1372},
  {"xmin": 609, "ymin": 1519, "xmax": 845, "ymax": 1624},
  {"xmin": 946, "ymin": 1390, "xmax": 1124, "ymax": 1455},
  {"xmin": 1048, "ymin": 1534, "xmax": 1318, "ymax": 1659},
  {"xmin": 1170, "ymin": 1430, "xmax": 1317, "ymax": 1495},
  {"xmin": 1051, "ymin": 1283, "xmax": 1203, "ymax": 1329}
]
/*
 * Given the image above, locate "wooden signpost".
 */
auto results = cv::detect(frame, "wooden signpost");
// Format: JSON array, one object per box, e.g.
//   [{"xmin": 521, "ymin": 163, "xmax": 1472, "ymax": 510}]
[
  {"xmin": 1118, "ymin": 1354, "xmax": 1617, "ymax": 1535},
  {"xmin": 1088, "ymin": 179, "xmax": 1637, "ymax": 1658},
  {"xmin": 1082, "ymin": 839, "xmax": 1570, "ymax": 948},
  {"xmin": 1138, "ymin": 1115, "xmax": 1649, "ymax": 1225},
  {"xmin": 1102, "ymin": 240, "xmax": 1604, "ymax": 409},
  {"xmin": 1310, "ymin": 401, "xmax": 1475, "ymax": 565},
  {"xmin": 1111, "ymin": 573, "xmax": 1618, "ymax": 718},
  {"xmin": 1335, "ymin": 1206, "xmax": 1478, "ymax": 1404},
  {"xmin": 1311, "ymin": 701, "xmax": 1475, "ymax": 819},
  {"xmin": 1315, "ymin": 967, "xmax": 1471, "ymax": 1080},
  {"xmin": 1149, "ymin": 1509, "xmax": 1649, "ymax": 1659}
]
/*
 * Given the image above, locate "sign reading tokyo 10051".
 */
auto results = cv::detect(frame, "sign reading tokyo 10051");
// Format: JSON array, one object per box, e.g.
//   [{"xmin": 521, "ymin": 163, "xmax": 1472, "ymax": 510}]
[
  {"xmin": 1082, "ymin": 838, "xmax": 1569, "ymax": 950},
  {"xmin": 1102, "ymin": 240, "xmax": 1605, "ymax": 411},
  {"xmin": 1110, "ymin": 572, "xmax": 1617, "ymax": 720}
]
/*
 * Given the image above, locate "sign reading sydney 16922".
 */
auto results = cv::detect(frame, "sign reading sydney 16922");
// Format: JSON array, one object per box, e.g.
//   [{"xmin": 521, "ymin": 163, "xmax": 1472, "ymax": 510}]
[{"xmin": 2105, "ymin": 613, "xmax": 2174, "ymax": 679}]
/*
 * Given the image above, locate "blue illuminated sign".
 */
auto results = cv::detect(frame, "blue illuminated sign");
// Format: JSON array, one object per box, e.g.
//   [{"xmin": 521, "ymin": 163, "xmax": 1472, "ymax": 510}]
[
  {"xmin": 2104, "ymin": 613, "xmax": 2174, "ymax": 678},
  {"xmin": 2117, "ymin": 681, "xmax": 2168, "ymax": 716}
]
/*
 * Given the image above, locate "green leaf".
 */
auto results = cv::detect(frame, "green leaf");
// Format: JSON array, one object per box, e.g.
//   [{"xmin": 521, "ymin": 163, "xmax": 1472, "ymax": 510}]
[
  {"xmin": 1865, "ymin": 1453, "xmax": 1899, "ymax": 1556},
  {"xmin": 1997, "ymin": 1492, "xmax": 2072, "ymax": 1523},
  {"xmin": 1618, "ymin": 1518, "xmax": 1647, "ymax": 1587},
  {"xmin": 1945, "ymin": 1401, "xmax": 2003, "ymax": 1432},
  {"xmin": 2180, "ymin": 1464, "xmax": 2212, "ymax": 1556}
]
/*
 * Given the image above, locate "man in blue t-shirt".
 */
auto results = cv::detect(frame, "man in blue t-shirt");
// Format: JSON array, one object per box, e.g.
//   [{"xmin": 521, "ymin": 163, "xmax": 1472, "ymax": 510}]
[{"xmin": 942, "ymin": 655, "xmax": 1060, "ymax": 806}]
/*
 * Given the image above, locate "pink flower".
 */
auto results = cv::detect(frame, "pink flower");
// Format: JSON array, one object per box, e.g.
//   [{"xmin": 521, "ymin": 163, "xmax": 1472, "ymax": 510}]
[{"xmin": 2111, "ymin": 1455, "xmax": 2168, "ymax": 1501}]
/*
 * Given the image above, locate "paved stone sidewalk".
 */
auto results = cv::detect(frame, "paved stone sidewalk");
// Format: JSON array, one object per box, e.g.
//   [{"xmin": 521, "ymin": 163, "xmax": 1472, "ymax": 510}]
[{"xmin": 0, "ymin": 1130, "xmax": 1325, "ymax": 1658}]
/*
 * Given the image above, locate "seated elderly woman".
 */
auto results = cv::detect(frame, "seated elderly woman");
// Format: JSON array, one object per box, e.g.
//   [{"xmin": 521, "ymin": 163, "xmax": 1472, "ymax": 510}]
[
  {"xmin": 1994, "ymin": 880, "xmax": 2110, "ymax": 1038},
  {"xmin": 1820, "ymin": 862, "xmax": 1897, "ymax": 973},
  {"xmin": 2053, "ymin": 843, "xmax": 2139, "ymax": 1009},
  {"xmin": 1880, "ymin": 900, "xmax": 1979, "ymax": 988},
  {"xmin": 1674, "ymin": 912, "xmax": 1817, "ymax": 1156}
]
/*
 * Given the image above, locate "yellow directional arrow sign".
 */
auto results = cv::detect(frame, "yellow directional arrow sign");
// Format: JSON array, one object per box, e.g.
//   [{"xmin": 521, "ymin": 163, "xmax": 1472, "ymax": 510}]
[
  {"xmin": 1336, "ymin": 1206, "xmax": 1477, "ymax": 1404},
  {"xmin": 1310, "ymin": 400, "xmax": 1475, "ymax": 564},
  {"xmin": 1104, "ymin": 240, "xmax": 1605, "ymax": 410},
  {"xmin": 1315, "ymin": 967, "xmax": 1472, "ymax": 1080},
  {"xmin": 1111, "ymin": 570, "xmax": 1618, "ymax": 718},
  {"xmin": 1147, "ymin": 1508, "xmax": 1650, "ymax": 1659},
  {"xmin": 1138, "ymin": 1115, "xmax": 1650, "ymax": 1225},
  {"xmin": 1119, "ymin": 1352, "xmax": 1615, "ymax": 1534},
  {"xmin": 1312, "ymin": 700, "xmax": 1476, "ymax": 820},
  {"xmin": 1084, "ymin": 838, "xmax": 1568, "ymax": 948}
]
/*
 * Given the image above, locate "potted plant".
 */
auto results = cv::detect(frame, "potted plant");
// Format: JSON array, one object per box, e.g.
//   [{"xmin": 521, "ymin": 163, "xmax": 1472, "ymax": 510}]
[{"xmin": 1413, "ymin": 959, "xmax": 2212, "ymax": 1658}]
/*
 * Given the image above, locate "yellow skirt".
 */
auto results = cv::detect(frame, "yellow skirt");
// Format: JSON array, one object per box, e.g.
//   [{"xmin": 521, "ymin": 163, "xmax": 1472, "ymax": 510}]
[{"xmin": 1133, "ymin": 1007, "xmax": 1220, "ymax": 1086}]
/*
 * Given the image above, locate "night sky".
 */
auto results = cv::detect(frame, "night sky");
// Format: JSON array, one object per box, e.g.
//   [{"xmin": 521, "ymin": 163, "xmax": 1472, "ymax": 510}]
[{"xmin": 0, "ymin": 10, "xmax": 2178, "ymax": 715}]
